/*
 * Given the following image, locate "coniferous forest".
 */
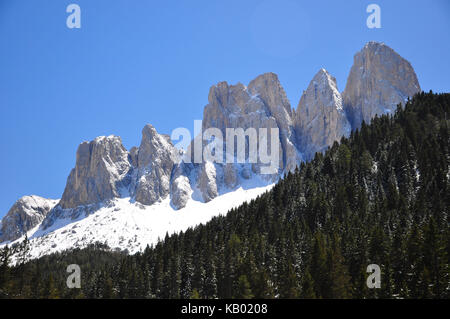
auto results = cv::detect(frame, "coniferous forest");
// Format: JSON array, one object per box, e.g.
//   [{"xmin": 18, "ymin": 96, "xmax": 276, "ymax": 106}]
[{"xmin": 0, "ymin": 92, "xmax": 449, "ymax": 299}]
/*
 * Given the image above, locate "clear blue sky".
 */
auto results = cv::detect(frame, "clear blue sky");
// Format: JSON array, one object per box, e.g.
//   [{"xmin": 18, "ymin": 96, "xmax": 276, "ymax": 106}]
[{"xmin": 0, "ymin": 0, "xmax": 449, "ymax": 217}]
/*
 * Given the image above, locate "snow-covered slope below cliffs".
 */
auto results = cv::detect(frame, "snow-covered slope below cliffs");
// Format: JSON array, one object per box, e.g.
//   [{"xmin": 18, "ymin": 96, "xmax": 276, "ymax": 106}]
[{"xmin": 3, "ymin": 178, "xmax": 274, "ymax": 261}]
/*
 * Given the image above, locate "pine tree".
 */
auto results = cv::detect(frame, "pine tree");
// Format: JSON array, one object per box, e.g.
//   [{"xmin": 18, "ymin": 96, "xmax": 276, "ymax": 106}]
[
  {"xmin": 326, "ymin": 236, "xmax": 351, "ymax": 299},
  {"xmin": 181, "ymin": 256, "xmax": 194, "ymax": 299},
  {"xmin": 421, "ymin": 217, "xmax": 447, "ymax": 298},
  {"xmin": 280, "ymin": 261, "xmax": 300, "ymax": 299},
  {"xmin": 190, "ymin": 288, "xmax": 201, "ymax": 299},
  {"xmin": 310, "ymin": 231, "xmax": 327, "ymax": 298},
  {"xmin": 235, "ymin": 275, "xmax": 254, "ymax": 299},
  {"xmin": 300, "ymin": 268, "xmax": 316, "ymax": 299},
  {"xmin": 41, "ymin": 274, "xmax": 59, "ymax": 299},
  {"xmin": 252, "ymin": 269, "xmax": 274, "ymax": 299},
  {"xmin": 168, "ymin": 255, "xmax": 181, "ymax": 299}
]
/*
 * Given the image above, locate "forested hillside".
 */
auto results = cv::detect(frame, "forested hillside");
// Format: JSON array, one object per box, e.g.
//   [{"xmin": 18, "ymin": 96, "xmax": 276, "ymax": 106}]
[{"xmin": 1, "ymin": 92, "xmax": 448, "ymax": 299}]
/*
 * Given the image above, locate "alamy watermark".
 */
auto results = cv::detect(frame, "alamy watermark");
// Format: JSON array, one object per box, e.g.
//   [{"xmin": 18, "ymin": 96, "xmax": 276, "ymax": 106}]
[
  {"xmin": 366, "ymin": 264, "xmax": 381, "ymax": 289},
  {"xmin": 66, "ymin": 4, "xmax": 81, "ymax": 29},
  {"xmin": 366, "ymin": 4, "xmax": 381, "ymax": 29},
  {"xmin": 67, "ymin": 264, "xmax": 81, "ymax": 288},
  {"xmin": 171, "ymin": 120, "xmax": 280, "ymax": 175}
]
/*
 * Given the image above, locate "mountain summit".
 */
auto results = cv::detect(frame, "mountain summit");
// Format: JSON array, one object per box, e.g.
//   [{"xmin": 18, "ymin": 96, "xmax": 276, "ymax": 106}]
[
  {"xmin": 343, "ymin": 41, "xmax": 421, "ymax": 129},
  {"xmin": 294, "ymin": 68, "xmax": 351, "ymax": 160}
]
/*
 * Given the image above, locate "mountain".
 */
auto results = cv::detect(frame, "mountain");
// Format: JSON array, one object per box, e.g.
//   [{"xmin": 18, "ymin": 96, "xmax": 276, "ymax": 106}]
[
  {"xmin": 342, "ymin": 41, "xmax": 421, "ymax": 129},
  {"xmin": 0, "ymin": 196, "xmax": 58, "ymax": 243},
  {"xmin": 58, "ymin": 135, "xmax": 132, "ymax": 209},
  {"xmin": 199, "ymin": 72, "xmax": 301, "ymax": 203},
  {"xmin": 2, "ymin": 92, "xmax": 447, "ymax": 299},
  {"xmin": 0, "ymin": 42, "xmax": 422, "ymax": 257},
  {"xmin": 294, "ymin": 68, "xmax": 351, "ymax": 161}
]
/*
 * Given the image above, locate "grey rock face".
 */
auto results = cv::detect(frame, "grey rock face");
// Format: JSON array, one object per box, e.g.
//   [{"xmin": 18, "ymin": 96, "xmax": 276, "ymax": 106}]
[
  {"xmin": 59, "ymin": 136, "xmax": 132, "ymax": 209},
  {"xmin": 294, "ymin": 69, "xmax": 351, "ymax": 160},
  {"xmin": 203, "ymin": 80, "xmax": 278, "ymax": 141},
  {"xmin": 129, "ymin": 146, "xmax": 139, "ymax": 167},
  {"xmin": 202, "ymin": 72, "xmax": 301, "ymax": 174},
  {"xmin": 170, "ymin": 161, "xmax": 193, "ymax": 210},
  {"xmin": 223, "ymin": 163, "xmax": 238, "ymax": 189},
  {"xmin": 0, "ymin": 196, "xmax": 57, "ymax": 242},
  {"xmin": 247, "ymin": 73, "xmax": 301, "ymax": 173},
  {"xmin": 196, "ymin": 72, "xmax": 305, "ymax": 202},
  {"xmin": 197, "ymin": 161, "xmax": 219, "ymax": 203},
  {"xmin": 132, "ymin": 124, "xmax": 178, "ymax": 206},
  {"xmin": 342, "ymin": 42, "xmax": 421, "ymax": 129},
  {"xmin": 56, "ymin": 125, "xmax": 180, "ymax": 211}
]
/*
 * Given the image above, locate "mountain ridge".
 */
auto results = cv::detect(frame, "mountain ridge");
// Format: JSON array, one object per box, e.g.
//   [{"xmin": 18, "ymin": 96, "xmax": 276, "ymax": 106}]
[{"xmin": 0, "ymin": 42, "xmax": 422, "ymax": 255}]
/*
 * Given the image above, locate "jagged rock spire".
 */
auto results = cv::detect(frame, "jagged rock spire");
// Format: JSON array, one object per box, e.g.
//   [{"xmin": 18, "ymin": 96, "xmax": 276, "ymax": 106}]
[
  {"xmin": 59, "ymin": 136, "xmax": 132, "ymax": 209},
  {"xmin": 342, "ymin": 41, "xmax": 421, "ymax": 129},
  {"xmin": 294, "ymin": 68, "xmax": 350, "ymax": 160}
]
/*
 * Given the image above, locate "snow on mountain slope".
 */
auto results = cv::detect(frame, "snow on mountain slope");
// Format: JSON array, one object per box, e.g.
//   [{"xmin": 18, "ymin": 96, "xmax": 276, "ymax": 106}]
[{"xmin": 3, "ymin": 179, "xmax": 274, "ymax": 261}]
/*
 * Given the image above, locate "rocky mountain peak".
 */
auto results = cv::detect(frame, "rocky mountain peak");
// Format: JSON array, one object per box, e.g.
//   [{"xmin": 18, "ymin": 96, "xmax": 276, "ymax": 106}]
[
  {"xmin": 201, "ymin": 72, "xmax": 301, "ymax": 189},
  {"xmin": 132, "ymin": 124, "xmax": 178, "ymax": 206},
  {"xmin": 137, "ymin": 124, "xmax": 176, "ymax": 168},
  {"xmin": 294, "ymin": 68, "xmax": 350, "ymax": 161},
  {"xmin": 342, "ymin": 41, "xmax": 421, "ymax": 129},
  {"xmin": 59, "ymin": 135, "xmax": 131, "ymax": 209},
  {"xmin": 311, "ymin": 68, "xmax": 343, "ymax": 108},
  {"xmin": 247, "ymin": 72, "xmax": 292, "ymax": 117},
  {"xmin": 0, "ymin": 196, "xmax": 58, "ymax": 242}
]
